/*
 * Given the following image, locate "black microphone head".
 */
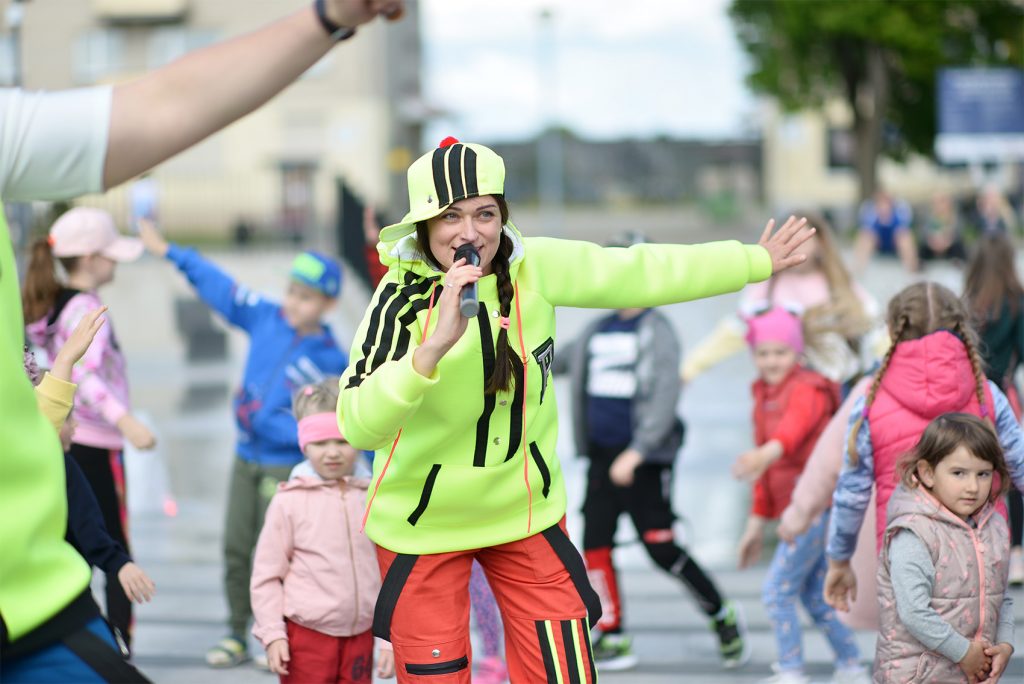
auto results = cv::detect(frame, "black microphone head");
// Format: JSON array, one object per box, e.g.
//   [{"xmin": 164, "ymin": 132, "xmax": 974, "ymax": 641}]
[{"xmin": 454, "ymin": 243, "xmax": 480, "ymax": 266}]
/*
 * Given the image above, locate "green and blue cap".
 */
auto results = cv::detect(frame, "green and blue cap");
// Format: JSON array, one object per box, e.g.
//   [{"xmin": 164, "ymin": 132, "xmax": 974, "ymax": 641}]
[{"xmin": 290, "ymin": 251, "xmax": 342, "ymax": 298}]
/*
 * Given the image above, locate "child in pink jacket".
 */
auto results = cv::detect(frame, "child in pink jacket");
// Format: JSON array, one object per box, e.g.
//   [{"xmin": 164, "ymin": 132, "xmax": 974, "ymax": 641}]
[{"xmin": 250, "ymin": 379, "xmax": 394, "ymax": 683}]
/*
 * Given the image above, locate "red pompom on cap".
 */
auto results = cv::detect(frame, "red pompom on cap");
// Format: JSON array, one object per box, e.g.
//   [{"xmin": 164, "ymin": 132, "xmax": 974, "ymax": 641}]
[{"xmin": 438, "ymin": 136, "xmax": 460, "ymax": 148}]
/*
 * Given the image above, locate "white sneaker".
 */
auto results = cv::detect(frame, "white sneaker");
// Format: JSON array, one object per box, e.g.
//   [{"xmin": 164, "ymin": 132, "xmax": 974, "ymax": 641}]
[
  {"xmin": 831, "ymin": 665, "xmax": 871, "ymax": 684},
  {"xmin": 759, "ymin": 664, "xmax": 811, "ymax": 684},
  {"xmin": 1010, "ymin": 547, "xmax": 1024, "ymax": 587}
]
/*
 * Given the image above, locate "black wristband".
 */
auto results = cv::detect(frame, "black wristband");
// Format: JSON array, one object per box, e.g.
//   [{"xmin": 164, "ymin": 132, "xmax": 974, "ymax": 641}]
[{"xmin": 314, "ymin": 0, "xmax": 356, "ymax": 41}]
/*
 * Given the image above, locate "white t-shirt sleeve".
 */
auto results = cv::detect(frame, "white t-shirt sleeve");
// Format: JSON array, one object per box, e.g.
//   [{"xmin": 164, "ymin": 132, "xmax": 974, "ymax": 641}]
[{"xmin": 0, "ymin": 86, "xmax": 112, "ymax": 201}]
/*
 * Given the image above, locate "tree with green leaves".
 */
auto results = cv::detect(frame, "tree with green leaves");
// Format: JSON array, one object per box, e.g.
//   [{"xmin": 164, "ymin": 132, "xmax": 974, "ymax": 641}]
[{"xmin": 729, "ymin": 0, "xmax": 1024, "ymax": 200}]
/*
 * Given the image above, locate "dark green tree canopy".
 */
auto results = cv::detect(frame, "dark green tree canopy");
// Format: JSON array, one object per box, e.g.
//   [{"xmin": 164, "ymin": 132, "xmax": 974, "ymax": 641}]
[{"xmin": 730, "ymin": 0, "xmax": 1023, "ymax": 196}]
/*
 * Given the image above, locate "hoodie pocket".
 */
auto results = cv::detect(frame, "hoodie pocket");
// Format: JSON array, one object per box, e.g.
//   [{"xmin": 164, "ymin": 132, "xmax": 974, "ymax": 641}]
[{"xmin": 528, "ymin": 442, "xmax": 551, "ymax": 498}]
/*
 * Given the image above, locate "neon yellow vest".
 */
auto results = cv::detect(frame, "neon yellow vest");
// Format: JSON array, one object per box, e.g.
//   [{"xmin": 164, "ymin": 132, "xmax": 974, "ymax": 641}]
[
  {"xmin": 340, "ymin": 224, "xmax": 772, "ymax": 554},
  {"xmin": 0, "ymin": 200, "xmax": 91, "ymax": 640}
]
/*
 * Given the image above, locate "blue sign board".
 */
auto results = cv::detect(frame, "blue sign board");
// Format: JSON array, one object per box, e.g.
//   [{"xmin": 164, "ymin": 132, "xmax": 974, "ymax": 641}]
[{"xmin": 936, "ymin": 68, "xmax": 1024, "ymax": 162}]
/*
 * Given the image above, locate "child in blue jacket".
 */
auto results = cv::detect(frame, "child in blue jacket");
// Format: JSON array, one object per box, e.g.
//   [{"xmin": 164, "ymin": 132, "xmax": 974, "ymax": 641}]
[{"xmin": 139, "ymin": 221, "xmax": 347, "ymax": 667}]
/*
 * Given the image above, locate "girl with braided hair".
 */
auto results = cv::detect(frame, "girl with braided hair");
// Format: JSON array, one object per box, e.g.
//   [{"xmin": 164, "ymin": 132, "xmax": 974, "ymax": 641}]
[
  {"xmin": 821, "ymin": 282, "xmax": 1024, "ymax": 616},
  {"xmin": 339, "ymin": 137, "xmax": 814, "ymax": 683}
]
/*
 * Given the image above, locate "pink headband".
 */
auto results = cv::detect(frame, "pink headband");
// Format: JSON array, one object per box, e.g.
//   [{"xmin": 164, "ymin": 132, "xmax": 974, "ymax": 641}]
[
  {"xmin": 744, "ymin": 306, "xmax": 804, "ymax": 354},
  {"xmin": 298, "ymin": 412, "xmax": 344, "ymax": 451}
]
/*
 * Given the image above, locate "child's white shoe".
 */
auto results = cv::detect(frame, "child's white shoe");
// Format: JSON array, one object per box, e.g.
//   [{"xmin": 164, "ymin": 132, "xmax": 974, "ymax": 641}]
[
  {"xmin": 830, "ymin": 665, "xmax": 871, "ymax": 684},
  {"xmin": 758, "ymin": 664, "xmax": 810, "ymax": 684}
]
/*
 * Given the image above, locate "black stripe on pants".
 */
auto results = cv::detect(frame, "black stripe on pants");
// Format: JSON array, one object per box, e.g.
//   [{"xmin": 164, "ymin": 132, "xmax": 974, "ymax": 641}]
[{"xmin": 68, "ymin": 443, "xmax": 132, "ymax": 649}]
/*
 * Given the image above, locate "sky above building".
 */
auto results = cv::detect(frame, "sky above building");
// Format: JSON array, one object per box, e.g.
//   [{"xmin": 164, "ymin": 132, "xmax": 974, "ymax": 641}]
[{"xmin": 420, "ymin": 0, "xmax": 756, "ymax": 144}]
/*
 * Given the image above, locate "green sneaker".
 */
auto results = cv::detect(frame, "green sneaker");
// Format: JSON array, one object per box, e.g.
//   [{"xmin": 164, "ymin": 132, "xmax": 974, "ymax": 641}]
[
  {"xmin": 591, "ymin": 633, "xmax": 638, "ymax": 672},
  {"xmin": 711, "ymin": 601, "xmax": 750, "ymax": 669}
]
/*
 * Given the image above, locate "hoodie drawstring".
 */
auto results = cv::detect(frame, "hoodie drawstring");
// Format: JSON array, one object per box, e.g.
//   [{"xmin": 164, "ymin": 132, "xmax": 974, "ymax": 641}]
[
  {"xmin": 512, "ymin": 282, "xmax": 532, "ymax": 534},
  {"xmin": 361, "ymin": 281, "xmax": 438, "ymax": 532}
]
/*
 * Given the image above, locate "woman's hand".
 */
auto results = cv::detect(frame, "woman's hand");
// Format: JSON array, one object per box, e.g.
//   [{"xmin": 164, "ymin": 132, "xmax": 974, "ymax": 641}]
[
  {"xmin": 758, "ymin": 216, "xmax": 816, "ymax": 274},
  {"xmin": 51, "ymin": 307, "xmax": 108, "ymax": 381},
  {"xmin": 412, "ymin": 257, "xmax": 482, "ymax": 377},
  {"xmin": 138, "ymin": 219, "xmax": 169, "ymax": 257},
  {"xmin": 325, "ymin": 0, "xmax": 405, "ymax": 26},
  {"xmin": 267, "ymin": 639, "xmax": 290, "ymax": 676},
  {"xmin": 117, "ymin": 562, "xmax": 156, "ymax": 603},
  {"xmin": 823, "ymin": 558, "xmax": 857, "ymax": 612}
]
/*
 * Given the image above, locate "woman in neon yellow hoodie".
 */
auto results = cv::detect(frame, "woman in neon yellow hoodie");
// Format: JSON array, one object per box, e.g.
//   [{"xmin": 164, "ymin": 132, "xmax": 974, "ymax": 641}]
[{"xmin": 339, "ymin": 138, "xmax": 813, "ymax": 683}]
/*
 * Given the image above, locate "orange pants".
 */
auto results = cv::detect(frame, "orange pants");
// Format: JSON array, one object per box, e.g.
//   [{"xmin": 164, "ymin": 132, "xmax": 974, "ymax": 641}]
[{"xmin": 374, "ymin": 520, "xmax": 600, "ymax": 683}]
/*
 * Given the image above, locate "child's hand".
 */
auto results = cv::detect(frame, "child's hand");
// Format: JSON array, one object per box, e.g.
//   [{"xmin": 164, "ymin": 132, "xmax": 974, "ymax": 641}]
[
  {"xmin": 138, "ymin": 219, "xmax": 169, "ymax": 257},
  {"xmin": 731, "ymin": 441, "xmax": 782, "ymax": 481},
  {"xmin": 59, "ymin": 417, "xmax": 77, "ymax": 452},
  {"xmin": 979, "ymin": 642, "xmax": 1013, "ymax": 683},
  {"xmin": 51, "ymin": 306, "xmax": 107, "ymax": 381},
  {"xmin": 823, "ymin": 559, "xmax": 857, "ymax": 612},
  {"xmin": 609, "ymin": 449, "xmax": 643, "ymax": 487},
  {"xmin": 960, "ymin": 640, "xmax": 992, "ymax": 683},
  {"xmin": 736, "ymin": 526, "xmax": 764, "ymax": 569},
  {"xmin": 376, "ymin": 647, "xmax": 395, "ymax": 678},
  {"xmin": 117, "ymin": 562, "xmax": 156, "ymax": 603},
  {"xmin": 267, "ymin": 639, "xmax": 290, "ymax": 676},
  {"xmin": 117, "ymin": 414, "xmax": 157, "ymax": 450}
]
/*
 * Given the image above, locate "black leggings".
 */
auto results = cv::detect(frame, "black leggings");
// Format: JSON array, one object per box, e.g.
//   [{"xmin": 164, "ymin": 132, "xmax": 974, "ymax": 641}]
[
  {"xmin": 582, "ymin": 443, "xmax": 724, "ymax": 617},
  {"xmin": 1010, "ymin": 489, "xmax": 1023, "ymax": 548},
  {"xmin": 68, "ymin": 443, "xmax": 132, "ymax": 649}
]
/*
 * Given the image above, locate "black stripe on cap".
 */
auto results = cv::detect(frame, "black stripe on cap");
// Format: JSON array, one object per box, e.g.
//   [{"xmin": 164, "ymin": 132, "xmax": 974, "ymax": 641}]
[
  {"xmin": 447, "ymin": 143, "xmax": 466, "ymax": 201},
  {"xmin": 464, "ymin": 146, "xmax": 479, "ymax": 196},
  {"xmin": 431, "ymin": 147, "xmax": 450, "ymax": 206}
]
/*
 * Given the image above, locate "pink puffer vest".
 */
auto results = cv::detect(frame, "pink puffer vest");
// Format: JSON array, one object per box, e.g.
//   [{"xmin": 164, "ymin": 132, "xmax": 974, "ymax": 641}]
[
  {"xmin": 875, "ymin": 485, "xmax": 1009, "ymax": 683},
  {"xmin": 866, "ymin": 331, "xmax": 993, "ymax": 549}
]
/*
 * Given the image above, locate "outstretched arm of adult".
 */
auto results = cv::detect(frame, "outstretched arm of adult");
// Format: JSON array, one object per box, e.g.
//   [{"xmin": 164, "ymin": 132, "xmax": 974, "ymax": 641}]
[
  {"xmin": 758, "ymin": 216, "xmax": 815, "ymax": 275},
  {"xmin": 103, "ymin": 0, "xmax": 403, "ymax": 189}
]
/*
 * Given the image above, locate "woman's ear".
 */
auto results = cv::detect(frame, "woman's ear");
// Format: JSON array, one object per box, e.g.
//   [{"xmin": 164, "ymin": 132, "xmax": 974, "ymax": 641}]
[{"xmin": 915, "ymin": 459, "xmax": 936, "ymax": 489}]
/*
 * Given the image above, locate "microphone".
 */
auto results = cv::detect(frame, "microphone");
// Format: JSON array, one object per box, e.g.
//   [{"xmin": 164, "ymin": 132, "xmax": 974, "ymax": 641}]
[{"xmin": 453, "ymin": 243, "xmax": 480, "ymax": 318}]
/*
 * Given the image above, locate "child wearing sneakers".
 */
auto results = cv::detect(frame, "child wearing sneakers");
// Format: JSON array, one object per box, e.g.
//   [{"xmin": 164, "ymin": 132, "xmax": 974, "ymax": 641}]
[
  {"xmin": 557, "ymin": 289, "xmax": 748, "ymax": 671},
  {"xmin": 731, "ymin": 307, "xmax": 867, "ymax": 684},
  {"xmin": 139, "ymin": 221, "xmax": 347, "ymax": 667},
  {"xmin": 251, "ymin": 379, "xmax": 393, "ymax": 683}
]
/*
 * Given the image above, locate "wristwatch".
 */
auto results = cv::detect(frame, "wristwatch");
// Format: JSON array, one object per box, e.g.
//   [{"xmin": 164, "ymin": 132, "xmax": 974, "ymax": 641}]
[{"xmin": 314, "ymin": 0, "xmax": 357, "ymax": 41}]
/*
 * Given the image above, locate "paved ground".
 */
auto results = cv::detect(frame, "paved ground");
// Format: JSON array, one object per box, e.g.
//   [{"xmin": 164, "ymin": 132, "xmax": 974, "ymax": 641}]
[{"xmin": 88, "ymin": 221, "xmax": 1022, "ymax": 683}]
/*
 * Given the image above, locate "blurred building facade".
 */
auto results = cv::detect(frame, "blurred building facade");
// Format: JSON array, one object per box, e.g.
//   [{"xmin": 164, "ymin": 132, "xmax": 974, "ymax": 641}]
[
  {"xmin": 0, "ymin": 0, "xmax": 426, "ymax": 243},
  {"xmin": 489, "ymin": 132, "xmax": 762, "ymax": 209}
]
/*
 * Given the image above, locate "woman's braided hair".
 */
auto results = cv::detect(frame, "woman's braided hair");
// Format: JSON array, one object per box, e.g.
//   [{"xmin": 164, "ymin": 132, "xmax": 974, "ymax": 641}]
[
  {"xmin": 415, "ymin": 195, "xmax": 522, "ymax": 395},
  {"xmin": 846, "ymin": 282, "xmax": 990, "ymax": 466}
]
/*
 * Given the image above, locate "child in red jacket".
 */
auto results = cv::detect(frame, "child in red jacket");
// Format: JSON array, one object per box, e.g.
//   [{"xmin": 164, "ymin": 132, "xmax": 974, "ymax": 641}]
[{"xmin": 731, "ymin": 307, "xmax": 868, "ymax": 684}]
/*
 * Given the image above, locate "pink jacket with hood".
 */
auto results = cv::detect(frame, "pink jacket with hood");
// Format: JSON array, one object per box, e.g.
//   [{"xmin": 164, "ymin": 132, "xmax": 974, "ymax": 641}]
[
  {"xmin": 250, "ymin": 475, "xmax": 384, "ymax": 646},
  {"xmin": 875, "ymin": 485, "xmax": 1009, "ymax": 683},
  {"xmin": 865, "ymin": 331, "xmax": 994, "ymax": 548}
]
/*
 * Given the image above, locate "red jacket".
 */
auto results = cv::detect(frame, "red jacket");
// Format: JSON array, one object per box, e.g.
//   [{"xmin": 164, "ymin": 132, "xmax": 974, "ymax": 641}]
[{"xmin": 751, "ymin": 366, "xmax": 839, "ymax": 519}]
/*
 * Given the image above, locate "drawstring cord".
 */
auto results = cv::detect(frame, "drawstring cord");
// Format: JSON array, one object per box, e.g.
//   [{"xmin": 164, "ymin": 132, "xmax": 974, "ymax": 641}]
[
  {"xmin": 513, "ymin": 282, "xmax": 532, "ymax": 534},
  {"xmin": 361, "ymin": 281, "xmax": 438, "ymax": 532}
]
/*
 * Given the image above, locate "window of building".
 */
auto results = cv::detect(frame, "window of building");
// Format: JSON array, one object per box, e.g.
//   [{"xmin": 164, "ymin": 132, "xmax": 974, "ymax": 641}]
[
  {"xmin": 72, "ymin": 29, "xmax": 126, "ymax": 85},
  {"xmin": 147, "ymin": 27, "xmax": 220, "ymax": 69}
]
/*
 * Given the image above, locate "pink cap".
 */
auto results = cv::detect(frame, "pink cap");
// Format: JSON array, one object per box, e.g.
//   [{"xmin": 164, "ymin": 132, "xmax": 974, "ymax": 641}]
[
  {"xmin": 745, "ymin": 306, "xmax": 804, "ymax": 354},
  {"xmin": 49, "ymin": 208, "xmax": 143, "ymax": 262}
]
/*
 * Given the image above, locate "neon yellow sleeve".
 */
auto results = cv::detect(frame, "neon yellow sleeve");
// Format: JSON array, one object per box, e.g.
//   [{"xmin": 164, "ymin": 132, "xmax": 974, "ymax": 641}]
[
  {"xmin": 681, "ymin": 317, "xmax": 747, "ymax": 382},
  {"xmin": 34, "ymin": 373, "xmax": 77, "ymax": 433},
  {"xmin": 522, "ymin": 238, "xmax": 772, "ymax": 309},
  {"xmin": 338, "ymin": 273, "xmax": 439, "ymax": 451}
]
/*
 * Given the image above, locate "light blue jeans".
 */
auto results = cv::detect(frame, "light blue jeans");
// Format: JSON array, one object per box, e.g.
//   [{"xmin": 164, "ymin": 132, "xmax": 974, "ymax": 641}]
[{"xmin": 762, "ymin": 510, "xmax": 861, "ymax": 672}]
